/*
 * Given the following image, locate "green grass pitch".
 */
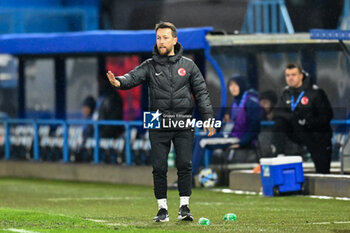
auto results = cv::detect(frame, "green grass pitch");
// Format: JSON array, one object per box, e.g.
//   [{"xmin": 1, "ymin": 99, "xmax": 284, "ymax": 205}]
[{"xmin": 0, "ymin": 177, "xmax": 350, "ymax": 233}]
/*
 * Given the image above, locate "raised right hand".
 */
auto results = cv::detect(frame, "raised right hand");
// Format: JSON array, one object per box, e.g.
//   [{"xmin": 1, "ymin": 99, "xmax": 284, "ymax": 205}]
[{"xmin": 106, "ymin": 70, "xmax": 120, "ymax": 88}]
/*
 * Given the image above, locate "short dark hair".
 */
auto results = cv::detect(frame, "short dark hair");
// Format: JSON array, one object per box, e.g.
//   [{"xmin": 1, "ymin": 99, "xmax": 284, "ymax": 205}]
[
  {"xmin": 155, "ymin": 21, "xmax": 177, "ymax": 38},
  {"xmin": 82, "ymin": 96, "xmax": 96, "ymax": 112},
  {"xmin": 259, "ymin": 90, "xmax": 278, "ymax": 106},
  {"xmin": 286, "ymin": 63, "xmax": 303, "ymax": 73}
]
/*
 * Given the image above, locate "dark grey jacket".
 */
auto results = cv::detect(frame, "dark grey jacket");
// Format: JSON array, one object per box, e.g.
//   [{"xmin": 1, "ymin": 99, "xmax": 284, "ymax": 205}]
[{"xmin": 115, "ymin": 43, "xmax": 214, "ymax": 121}]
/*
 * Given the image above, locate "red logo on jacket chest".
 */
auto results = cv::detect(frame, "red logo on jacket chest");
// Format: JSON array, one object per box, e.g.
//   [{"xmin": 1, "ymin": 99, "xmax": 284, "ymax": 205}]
[
  {"xmin": 178, "ymin": 68, "xmax": 186, "ymax": 77},
  {"xmin": 301, "ymin": 96, "xmax": 309, "ymax": 105}
]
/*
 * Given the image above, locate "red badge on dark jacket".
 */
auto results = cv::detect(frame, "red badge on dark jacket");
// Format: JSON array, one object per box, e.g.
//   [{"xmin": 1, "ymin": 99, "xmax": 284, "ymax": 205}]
[
  {"xmin": 301, "ymin": 96, "xmax": 309, "ymax": 105},
  {"xmin": 178, "ymin": 68, "xmax": 186, "ymax": 76}
]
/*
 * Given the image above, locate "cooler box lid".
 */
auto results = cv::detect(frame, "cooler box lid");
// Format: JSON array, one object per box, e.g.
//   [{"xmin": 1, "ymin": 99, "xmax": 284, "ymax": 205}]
[{"xmin": 260, "ymin": 156, "xmax": 302, "ymax": 165}]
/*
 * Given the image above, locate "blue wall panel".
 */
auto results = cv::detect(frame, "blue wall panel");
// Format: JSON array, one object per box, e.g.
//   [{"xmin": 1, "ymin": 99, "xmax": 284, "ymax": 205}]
[{"xmin": 0, "ymin": 0, "xmax": 62, "ymax": 7}]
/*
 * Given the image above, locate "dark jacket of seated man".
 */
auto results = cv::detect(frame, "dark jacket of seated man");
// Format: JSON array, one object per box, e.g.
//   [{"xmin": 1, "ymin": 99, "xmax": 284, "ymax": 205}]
[{"xmin": 272, "ymin": 64, "xmax": 333, "ymax": 174}]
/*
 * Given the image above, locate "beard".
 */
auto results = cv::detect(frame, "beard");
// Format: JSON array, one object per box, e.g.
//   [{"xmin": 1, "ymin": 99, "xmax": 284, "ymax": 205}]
[{"xmin": 157, "ymin": 46, "xmax": 172, "ymax": 57}]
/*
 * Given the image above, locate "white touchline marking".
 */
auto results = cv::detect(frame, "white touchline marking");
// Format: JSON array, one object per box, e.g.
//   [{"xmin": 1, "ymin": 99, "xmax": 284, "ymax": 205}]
[
  {"xmin": 105, "ymin": 223, "xmax": 128, "ymax": 226},
  {"xmin": 309, "ymin": 195, "xmax": 333, "ymax": 199},
  {"xmin": 309, "ymin": 195, "xmax": 350, "ymax": 201},
  {"xmin": 197, "ymin": 202, "xmax": 227, "ymax": 206},
  {"xmin": 219, "ymin": 189, "xmax": 235, "ymax": 193},
  {"xmin": 306, "ymin": 174, "xmax": 350, "ymax": 179},
  {"xmin": 212, "ymin": 188, "xmax": 263, "ymax": 195},
  {"xmin": 212, "ymin": 189, "xmax": 350, "ymax": 201},
  {"xmin": 47, "ymin": 197, "xmax": 141, "ymax": 201},
  {"xmin": 213, "ymin": 189, "xmax": 350, "ymax": 201},
  {"xmin": 311, "ymin": 221, "xmax": 350, "ymax": 225},
  {"xmin": 85, "ymin": 219, "xmax": 108, "ymax": 223},
  {"xmin": 335, "ymin": 197, "xmax": 350, "ymax": 201},
  {"xmin": 85, "ymin": 219, "xmax": 128, "ymax": 227},
  {"xmin": 6, "ymin": 229, "xmax": 40, "ymax": 233}
]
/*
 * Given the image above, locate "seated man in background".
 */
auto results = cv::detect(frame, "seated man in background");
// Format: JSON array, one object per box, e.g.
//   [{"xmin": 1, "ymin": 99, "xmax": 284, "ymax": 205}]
[
  {"xmin": 271, "ymin": 64, "xmax": 333, "ymax": 174},
  {"xmin": 192, "ymin": 75, "xmax": 262, "ymax": 176}
]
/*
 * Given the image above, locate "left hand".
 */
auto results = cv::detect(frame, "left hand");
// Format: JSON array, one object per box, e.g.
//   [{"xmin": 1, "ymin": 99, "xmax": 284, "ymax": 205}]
[{"xmin": 203, "ymin": 126, "xmax": 216, "ymax": 137}]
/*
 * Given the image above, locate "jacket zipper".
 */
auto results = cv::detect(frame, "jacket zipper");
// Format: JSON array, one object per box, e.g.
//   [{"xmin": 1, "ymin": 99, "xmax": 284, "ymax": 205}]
[{"xmin": 169, "ymin": 64, "xmax": 173, "ymax": 111}]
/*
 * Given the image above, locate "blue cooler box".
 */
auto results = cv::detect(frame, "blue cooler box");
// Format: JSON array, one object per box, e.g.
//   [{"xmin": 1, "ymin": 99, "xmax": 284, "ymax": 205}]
[{"xmin": 260, "ymin": 156, "xmax": 304, "ymax": 196}]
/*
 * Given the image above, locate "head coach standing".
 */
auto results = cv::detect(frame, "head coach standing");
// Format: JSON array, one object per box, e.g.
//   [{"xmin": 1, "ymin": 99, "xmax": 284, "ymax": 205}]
[
  {"xmin": 272, "ymin": 63, "xmax": 333, "ymax": 174},
  {"xmin": 106, "ymin": 22, "xmax": 215, "ymax": 222}
]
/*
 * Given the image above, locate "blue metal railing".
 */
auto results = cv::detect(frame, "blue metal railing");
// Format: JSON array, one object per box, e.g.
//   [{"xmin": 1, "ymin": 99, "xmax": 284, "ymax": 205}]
[
  {"xmin": 241, "ymin": 0, "xmax": 294, "ymax": 34},
  {"xmin": 260, "ymin": 119, "xmax": 350, "ymax": 126},
  {"xmin": 0, "ymin": 119, "xmax": 142, "ymax": 165},
  {"xmin": 1, "ymin": 119, "xmax": 350, "ymax": 166}
]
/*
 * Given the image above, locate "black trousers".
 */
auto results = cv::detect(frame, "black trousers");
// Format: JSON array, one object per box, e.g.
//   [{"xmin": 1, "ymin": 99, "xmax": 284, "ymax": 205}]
[
  {"xmin": 149, "ymin": 129, "xmax": 194, "ymax": 199},
  {"xmin": 273, "ymin": 118, "xmax": 332, "ymax": 174}
]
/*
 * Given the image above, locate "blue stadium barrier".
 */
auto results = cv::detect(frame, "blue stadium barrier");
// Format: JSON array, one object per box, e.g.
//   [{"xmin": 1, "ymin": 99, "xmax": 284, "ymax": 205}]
[
  {"xmin": 310, "ymin": 29, "xmax": 350, "ymax": 40},
  {"xmin": 241, "ymin": 0, "xmax": 294, "ymax": 34},
  {"xmin": 0, "ymin": 8, "xmax": 98, "ymax": 34},
  {"xmin": 310, "ymin": 29, "xmax": 350, "ymax": 57},
  {"xmin": 263, "ymin": 120, "xmax": 350, "ymax": 126},
  {"xmin": 0, "ymin": 0, "xmax": 99, "ymax": 34},
  {"xmin": 0, "ymin": 0, "xmax": 62, "ymax": 7},
  {"xmin": 1, "ymin": 119, "xmax": 349, "ymax": 167},
  {"xmin": 0, "ymin": 119, "xmax": 142, "ymax": 165},
  {"xmin": 0, "ymin": 28, "xmax": 213, "ymax": 55}
]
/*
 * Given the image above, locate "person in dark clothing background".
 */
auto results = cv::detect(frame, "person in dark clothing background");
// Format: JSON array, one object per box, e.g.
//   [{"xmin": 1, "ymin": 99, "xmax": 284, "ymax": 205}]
[
  {"xmin": 223, "ymin": 75, "xmax": 262, "ymax": 148},
  {"xmin": 272, "ymin": 63, "xmax": 333, "ymax": 174},
  {"xmin": 94, "ymin": 76, "xmax": 124, "ymax": 139},
  {"xmin": 259, "ymin": 90, "xmax": 278, "ymax": 121},
  {"xmin": 257, "ymin": 90, "xmax": 279, "ymax": 157},
  {"xmin": 81, "ymin": 96, "xmax": 96, "ymax": 139},
  {"xmin": 192, "ymin": 75, "xmax": 262, "ymax": 175},
  {"xmin": 75, "ymin": 96, "xmax": 96, "ymax": 162},
  {"xmin": 106, "ymin": 22, "xmax": 215, "ymax": 222}
]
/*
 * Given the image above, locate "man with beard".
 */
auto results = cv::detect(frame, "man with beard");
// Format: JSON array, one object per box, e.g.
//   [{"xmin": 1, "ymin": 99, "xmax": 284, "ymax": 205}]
[{"xmin": 106, "ymin": 22, "xmax": 215, "ymax": 222}]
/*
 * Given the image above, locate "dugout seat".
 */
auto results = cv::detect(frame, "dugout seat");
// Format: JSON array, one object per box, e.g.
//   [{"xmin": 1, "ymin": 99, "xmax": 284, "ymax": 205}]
[
  {"xmin": 340, "ymin": 133, "xmax": 350, "ymax": 173},
  {"xmin": 132, "ymin": 131, "xmax": 151, "ymax": 166},
  {"xmin": 10, "ymin": 125, "xmax": 34, "ymax": 160},
  {"xmin": 100, "ymin": 137, "xmax": 125, "ymax": 164}
]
